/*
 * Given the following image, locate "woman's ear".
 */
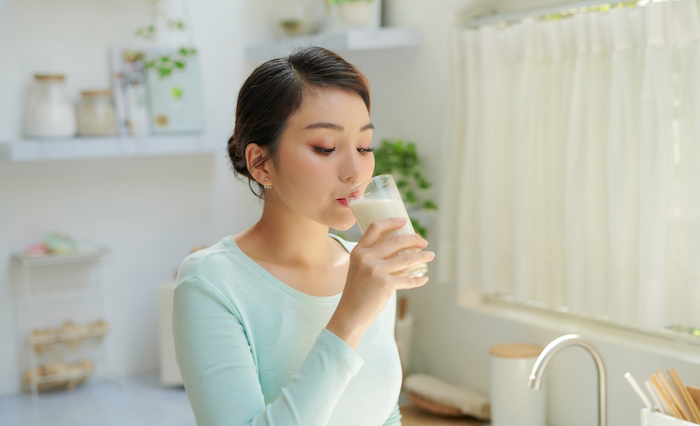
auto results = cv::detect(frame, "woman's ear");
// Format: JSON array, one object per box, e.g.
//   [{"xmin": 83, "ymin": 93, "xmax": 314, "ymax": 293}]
[{"xmin": 245, "ymin": 143, "xmax": 273, "ymax": 186}]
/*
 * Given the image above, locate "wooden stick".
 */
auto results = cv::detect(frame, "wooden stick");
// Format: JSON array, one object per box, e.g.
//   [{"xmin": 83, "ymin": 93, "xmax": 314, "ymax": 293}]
[
  {"xmin": 669, "ymin": 369, "xmax": 699, "ymax": 423},
  {"xmin": 670, "ymin": 367, "xmax": 700, "ymax": 423},
  {"xmin": 679, "ymin": 371, "xmax": 700, "ymax": 422},
  {"xmin": 657, "ymin": 369, "xmax": 691, "ymax": 421},
  {"xmin": 689, "ymin": 386, "xmax": 700, "ymax": 411},
  {"xmin": 652, "ymin": 374, "xmax": 682, "ymax": 419}
]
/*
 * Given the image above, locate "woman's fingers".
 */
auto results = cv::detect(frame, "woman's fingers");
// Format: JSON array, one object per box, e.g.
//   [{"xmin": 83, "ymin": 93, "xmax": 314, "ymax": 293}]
[
  {"xmin": 394, "ymin": 275, "xmax": 430, "ymax": 290},
  {"xmin": 374, "ymin": 233, "xmax": 427, "ymax": 259},
  {"xmin": 356, "ymin": 217, "xmax": 407, "ymax": 248},
  {"xmin": 383, "ymin": 249, "xmax": 435, "ymax": 274}
]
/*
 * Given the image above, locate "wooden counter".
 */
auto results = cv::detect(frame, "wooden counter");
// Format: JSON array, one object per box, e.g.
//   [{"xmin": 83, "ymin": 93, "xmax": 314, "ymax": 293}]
[{"xmin": 400, "ymin": 405, "xmax": 488, "ymax": 426}]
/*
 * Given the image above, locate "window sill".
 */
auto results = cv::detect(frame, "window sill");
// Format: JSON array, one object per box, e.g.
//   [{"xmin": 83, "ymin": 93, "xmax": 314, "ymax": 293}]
[{"xmin": 457, "ymin": 289, "xmax": 700, "ymax": 365}]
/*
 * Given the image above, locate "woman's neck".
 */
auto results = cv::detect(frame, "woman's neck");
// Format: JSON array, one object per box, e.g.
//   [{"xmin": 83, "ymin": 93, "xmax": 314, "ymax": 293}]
[{"xmin": 234, "ymin": 201, "xmax": 339, "ymax": 270}]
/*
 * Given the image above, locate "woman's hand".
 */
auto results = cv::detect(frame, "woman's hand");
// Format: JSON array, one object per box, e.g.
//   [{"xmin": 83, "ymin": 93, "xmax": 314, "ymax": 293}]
[{"xmin": 326, "ymin": 217, "xmax": 435, "ymax": 350}]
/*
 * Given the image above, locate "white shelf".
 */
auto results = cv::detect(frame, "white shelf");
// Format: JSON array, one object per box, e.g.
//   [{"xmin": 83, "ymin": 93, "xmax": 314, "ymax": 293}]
[
  {"xmin": 246, "ymin": 27, "xmax": 421, "ymax": 61},
  {"xmin": 0, "ymin": 135, "xmax": 220, "ymax": 162},
  {"xmin": 16, "ymin": 287, "xmax": 104, "ymax": 305},
  {"xmin": 12, "ymin": 248, "xmax": 109, "ymax": 267}
]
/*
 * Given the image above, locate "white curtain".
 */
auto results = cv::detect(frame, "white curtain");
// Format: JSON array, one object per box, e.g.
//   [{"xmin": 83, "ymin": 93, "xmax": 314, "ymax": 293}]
[{"xmin": 439, "ymin": 0, "xmax": 700, "ymax": 333}]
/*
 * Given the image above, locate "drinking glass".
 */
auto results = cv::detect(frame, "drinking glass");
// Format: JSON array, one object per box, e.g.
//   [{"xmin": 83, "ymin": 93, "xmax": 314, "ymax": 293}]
[{"xmin": 345, "ymin": 174, "xmax": 428, "ymax": 278}]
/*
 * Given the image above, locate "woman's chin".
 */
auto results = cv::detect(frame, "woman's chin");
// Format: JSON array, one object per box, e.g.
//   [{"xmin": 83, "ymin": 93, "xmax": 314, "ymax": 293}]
[{"xmin": 332, "ymin": 219, "xmax": 357, "ymax": 232}]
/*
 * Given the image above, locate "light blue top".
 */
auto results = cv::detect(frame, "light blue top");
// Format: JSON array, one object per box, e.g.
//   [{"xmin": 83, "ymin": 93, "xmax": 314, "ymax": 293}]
[{"xmin": 173, "ymin": 233, "xmax": 403, "ymax": 426}]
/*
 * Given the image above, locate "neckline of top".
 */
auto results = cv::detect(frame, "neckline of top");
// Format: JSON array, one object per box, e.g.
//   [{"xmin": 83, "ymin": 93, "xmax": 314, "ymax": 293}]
[{"xmin": 221, "ymin": 233, "xmax": 356, "ymax": 304}]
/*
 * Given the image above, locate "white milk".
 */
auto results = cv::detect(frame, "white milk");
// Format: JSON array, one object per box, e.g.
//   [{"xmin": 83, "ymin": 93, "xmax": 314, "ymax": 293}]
[{"xmin": 349, "ymin": 198, "xmax": 427, "ymax": 277}]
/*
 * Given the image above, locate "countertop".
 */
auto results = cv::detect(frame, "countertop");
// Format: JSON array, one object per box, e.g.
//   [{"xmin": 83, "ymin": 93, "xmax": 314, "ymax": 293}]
[{"xmin": 400, "ymin": 405, "xmax": 488, "ymax": 426}]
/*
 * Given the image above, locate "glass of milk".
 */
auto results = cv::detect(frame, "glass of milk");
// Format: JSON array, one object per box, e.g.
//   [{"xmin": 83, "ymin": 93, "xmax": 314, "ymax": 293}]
[{"xmin": 345, "ymin": 174, "xmax": 428, "ymax": 278}]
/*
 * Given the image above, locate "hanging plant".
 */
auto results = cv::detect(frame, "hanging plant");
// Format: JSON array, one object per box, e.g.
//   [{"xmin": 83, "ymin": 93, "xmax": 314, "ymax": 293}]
[{"xmin": 134, "ymin": 0, "xmax": 197, "ymax": 78}]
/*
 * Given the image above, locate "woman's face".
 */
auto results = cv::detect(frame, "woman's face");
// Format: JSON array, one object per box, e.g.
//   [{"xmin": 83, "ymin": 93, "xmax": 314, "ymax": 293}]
[{"xmin": 266, "ymin": 88, "xmax": 375, "ymax": 231}]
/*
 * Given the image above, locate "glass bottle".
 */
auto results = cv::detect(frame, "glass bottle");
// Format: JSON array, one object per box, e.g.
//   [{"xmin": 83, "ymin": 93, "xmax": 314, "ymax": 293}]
[{"xmin": 76, "ymin": 90, "xmax": 118, "ymax": 137}]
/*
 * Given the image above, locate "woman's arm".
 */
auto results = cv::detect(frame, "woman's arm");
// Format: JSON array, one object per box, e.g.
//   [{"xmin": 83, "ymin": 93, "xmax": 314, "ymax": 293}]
[{"xmin": 173, "ymin": 277, "xmax": 364, "ymax": 426}]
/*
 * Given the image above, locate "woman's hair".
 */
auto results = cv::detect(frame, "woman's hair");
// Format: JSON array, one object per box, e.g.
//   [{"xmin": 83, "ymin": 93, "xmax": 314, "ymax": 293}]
[{"xmin": 227, "ymin": 46, "xmax": 371, "ymax": 198}]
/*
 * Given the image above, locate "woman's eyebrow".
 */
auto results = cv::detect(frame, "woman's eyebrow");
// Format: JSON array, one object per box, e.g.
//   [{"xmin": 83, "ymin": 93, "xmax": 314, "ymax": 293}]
[
  {"xmin": 303, "ymin": 122, "xmax": 375, "ymax": 132},
  {"xmin": 360, "ymin": 123, "xmax": 375, "ymax": 132}
]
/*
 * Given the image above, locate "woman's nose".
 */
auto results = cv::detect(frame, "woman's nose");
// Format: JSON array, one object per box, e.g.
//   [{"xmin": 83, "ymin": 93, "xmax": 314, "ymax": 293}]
[{"xmin": 340, "ymin": 146, "xmax": 361, "ymax": 183}]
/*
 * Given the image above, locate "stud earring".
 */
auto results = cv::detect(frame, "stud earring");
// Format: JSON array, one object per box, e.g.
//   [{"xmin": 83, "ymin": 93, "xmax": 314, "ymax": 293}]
[{"xmin": 265, "ymin": 177, "xmax": 269, "ymax": 181}]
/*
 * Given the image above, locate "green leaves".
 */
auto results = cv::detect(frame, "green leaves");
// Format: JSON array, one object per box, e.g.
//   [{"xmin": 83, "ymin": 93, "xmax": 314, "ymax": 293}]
[
  {"xmin": 373, "ymin": 139, "xmax": 438, "ymax": 237},
  {"xmin": 143, "ymin": 47, "xmax": 198, "ymax": 79},
  {"xmin": 133, "ymin": 4, "xmax": 197, "ymax": 79},
  {"xmin": 411, "ymin": 218, "xmax": 428, "ymax": 240},
  {"xmin": 134, "ymin": 25, "xmax": 156, "ymax": 40},
  {"xmin": 168, "ymin": 19, "xmax": 186, "ymax": 30},
  {"xmin": 423, "ymin": 200, "xmax": 438, "ymax": 211}
]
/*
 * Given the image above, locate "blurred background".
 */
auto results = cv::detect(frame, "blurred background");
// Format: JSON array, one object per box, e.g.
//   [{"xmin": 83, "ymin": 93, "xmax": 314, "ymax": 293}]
[{"xmin": 2, "ymin": 0, "xmax": 700, "ymax": 425}]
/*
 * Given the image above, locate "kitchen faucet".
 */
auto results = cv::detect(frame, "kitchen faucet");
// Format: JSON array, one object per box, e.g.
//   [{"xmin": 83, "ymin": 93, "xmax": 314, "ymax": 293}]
[{"xmin": 528, "ymin": 334, "xmax": 607, "ymax": 426}]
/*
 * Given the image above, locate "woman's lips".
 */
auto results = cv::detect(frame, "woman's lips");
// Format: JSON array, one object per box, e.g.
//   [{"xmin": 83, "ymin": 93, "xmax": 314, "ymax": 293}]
[{"xmin": 337, "ymin": 191, "xmax": 358, "ymax": 208}]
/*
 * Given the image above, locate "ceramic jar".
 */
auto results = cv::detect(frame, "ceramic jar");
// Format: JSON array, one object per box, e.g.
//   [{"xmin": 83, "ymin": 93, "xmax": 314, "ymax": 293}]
[
  {"xmin": 338, "ymin": 0, "xmax": 374, "ymax": 29},
  {"xmin": 490, "ymin": 343, "xmax": 546, "ymax": 426},
  {"xmin": 24, "ymin": 74, "xmax": 77, "ymax": 138}
]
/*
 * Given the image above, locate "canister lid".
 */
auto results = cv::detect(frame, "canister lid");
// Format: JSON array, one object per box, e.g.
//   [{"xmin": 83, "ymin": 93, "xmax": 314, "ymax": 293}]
[
  {"xmin": 34, "ymin": 74, "xmax": 65, "ymax": 81},
  {"xmin": 81, "ymin": 90, "xmax": 112, "ymax": 97},
  {"xmin": 489, "ymin": 343, "xmax": 544, "ymax": 358}
]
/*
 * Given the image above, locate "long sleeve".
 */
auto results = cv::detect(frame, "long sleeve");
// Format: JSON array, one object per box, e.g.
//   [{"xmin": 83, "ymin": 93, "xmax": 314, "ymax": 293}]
[
  {"xmin": 172, "ymin": 277, "xmax": 365, "ymax": 426},
  {"xmin": 382, "ymin": 404, "xmax": 402, "ymax": 425}
]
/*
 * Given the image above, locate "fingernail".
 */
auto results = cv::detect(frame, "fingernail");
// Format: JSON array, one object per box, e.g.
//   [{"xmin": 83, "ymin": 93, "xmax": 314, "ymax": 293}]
[{"xmin": 427, "ymin": 251, "xmax": 435, "ymax": 258}]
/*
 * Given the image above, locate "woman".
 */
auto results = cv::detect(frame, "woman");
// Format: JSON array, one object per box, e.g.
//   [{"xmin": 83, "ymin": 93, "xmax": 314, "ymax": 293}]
[{"xmin": 173, "ymin": 46, "xmax": 435, "ymax": 426}]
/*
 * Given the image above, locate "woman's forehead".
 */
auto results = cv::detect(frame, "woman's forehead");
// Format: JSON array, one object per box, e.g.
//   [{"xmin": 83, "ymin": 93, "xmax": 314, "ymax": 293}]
[{"xmin": 291, "ymin": 88, "xmax": 369, "ymax": 125}]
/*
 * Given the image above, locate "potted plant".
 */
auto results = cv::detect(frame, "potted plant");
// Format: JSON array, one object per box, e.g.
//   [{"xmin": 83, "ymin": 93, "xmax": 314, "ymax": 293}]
[
  {"xmin": 373, "ymin": 139, "xmax": 438, "ymax": 238},
  {"xmin": 328, "ymin": 0, "xmax": 377, "ymax": 29}
]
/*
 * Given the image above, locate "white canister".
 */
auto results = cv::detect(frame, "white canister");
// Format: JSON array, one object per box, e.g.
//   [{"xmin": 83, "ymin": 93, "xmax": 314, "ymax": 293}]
[
  {"xmin": 490, "ymin": 343, "xmax": 546, "ymax": 426},
  {"xmin": 24, "ymin": 74, "xmax": 77, "ymax": 138}
]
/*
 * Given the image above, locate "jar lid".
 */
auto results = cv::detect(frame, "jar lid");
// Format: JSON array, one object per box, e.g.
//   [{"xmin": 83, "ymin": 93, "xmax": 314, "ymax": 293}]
[
  {"xmin": 34, "ymin": 74, "xmax": 65, "ymax": 81},
  {"xmin": 489, "ymin": 343, "xmax": 544, "ymax": 358},
  {"xmin": 81, "ymin": 90, "xmax": 112, "ymax": 97}
]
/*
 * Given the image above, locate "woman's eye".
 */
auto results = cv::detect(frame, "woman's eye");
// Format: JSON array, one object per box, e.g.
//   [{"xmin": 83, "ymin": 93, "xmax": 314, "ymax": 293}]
[
  {"xmin": 313, "ymin": 147, "xmax": 336, "ymax": 155},
  {"xmin": 358, "ymin": 147, "xmax": 374, "ymax": 153}
]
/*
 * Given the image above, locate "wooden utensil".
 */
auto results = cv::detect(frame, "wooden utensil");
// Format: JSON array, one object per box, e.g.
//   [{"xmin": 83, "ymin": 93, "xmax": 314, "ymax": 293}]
[
  {"xmin": 657, "ymin": 369, "xmax": 691, "ymax": 421},
  {"xmin": 669, "ymin": 367, "xmax": 700, "ymax": 423},
  {"xmin": 688, "ymin": 386, "xmax": 700, "ymax": 415},
  {"xmin": 651, "ymin": 374, "xmax": 682, "ymax": 419}
]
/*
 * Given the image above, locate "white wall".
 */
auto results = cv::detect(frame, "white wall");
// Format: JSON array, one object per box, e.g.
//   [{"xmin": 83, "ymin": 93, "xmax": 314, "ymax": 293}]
[{"xmin": 0, "ymin": 0, "xmax": 260, "ymax": 396}]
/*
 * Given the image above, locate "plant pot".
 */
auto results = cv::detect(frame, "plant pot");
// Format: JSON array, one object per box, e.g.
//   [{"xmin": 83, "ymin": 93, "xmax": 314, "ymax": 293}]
[
  {"xmin": 270, "ymin": 0, "xmax": 318, "ymax": 38},
  {"xmin": 338, "ymin": 0, "xmax": 374, "ymax": 29}
]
